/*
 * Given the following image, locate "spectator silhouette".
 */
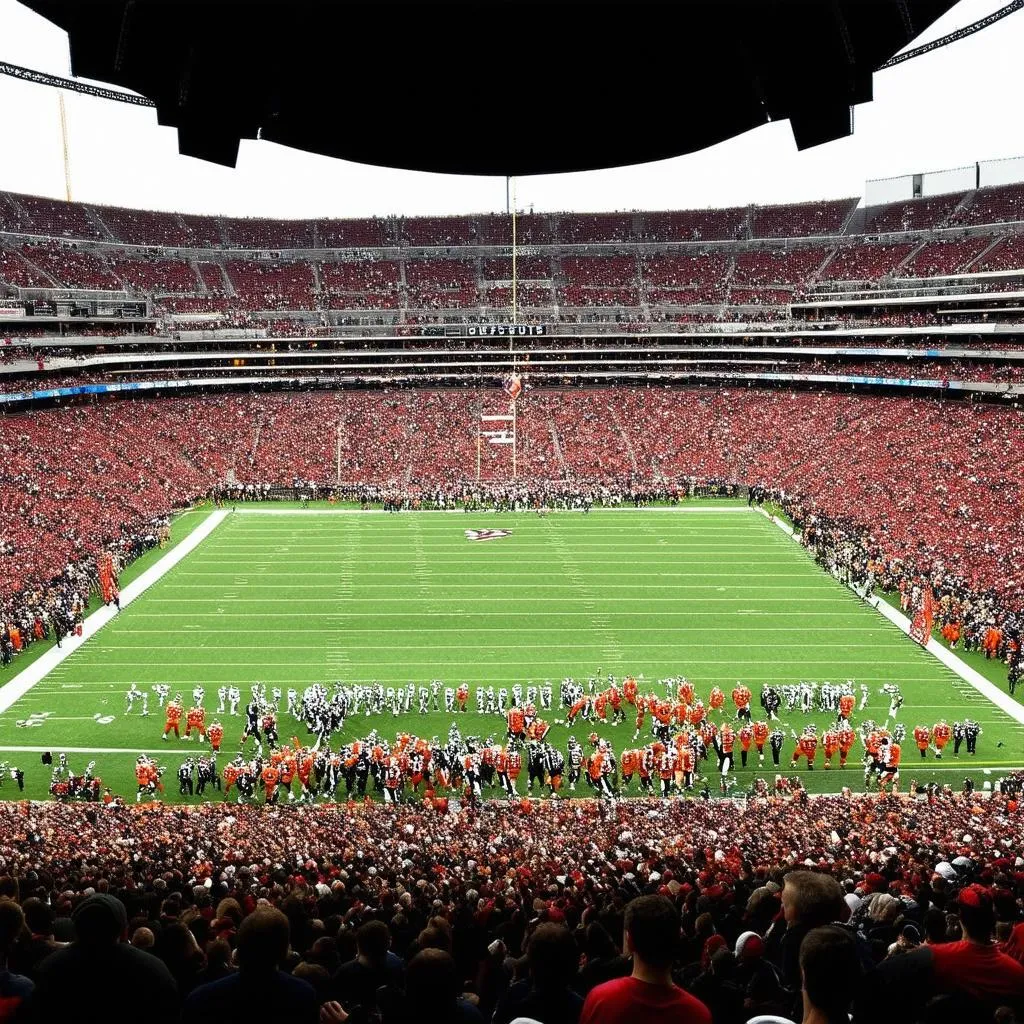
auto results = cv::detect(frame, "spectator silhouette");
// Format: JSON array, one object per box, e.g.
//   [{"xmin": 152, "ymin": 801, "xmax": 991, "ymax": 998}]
[
  {"xmin": 0, "ymin": 899, "xmax": 33, "ymax": 1022},
  {"xmin": 182, "ymin": 907, "xmax": 317, "ymax": 1024},
  {"xmin": 493, "ymin": 923, "xmax": 583, "ymax": 1024},
  {"xmin": 26, "ymin": 893, "xmax": 177, "ymax": 1023}
]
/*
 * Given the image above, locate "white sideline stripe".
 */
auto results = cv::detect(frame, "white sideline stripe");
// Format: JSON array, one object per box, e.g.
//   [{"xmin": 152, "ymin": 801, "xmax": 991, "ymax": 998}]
[
  {"xmin": 760, "ymin": 509, "xmax": 1024, "ymax": 728},
  {"xmin": 0, "ymin": 511, "xmax": 229, "ymax": 717}
]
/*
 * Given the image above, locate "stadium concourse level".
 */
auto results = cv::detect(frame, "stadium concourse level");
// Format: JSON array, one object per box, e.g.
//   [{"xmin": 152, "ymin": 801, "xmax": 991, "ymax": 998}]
[
  {"xmin": 0, "ymin": 789, "xmax": 1022, "ymax": 1024},
  {"xmin": 1, "ymin": 389, "xmax": 1022, "ymax": 694}
]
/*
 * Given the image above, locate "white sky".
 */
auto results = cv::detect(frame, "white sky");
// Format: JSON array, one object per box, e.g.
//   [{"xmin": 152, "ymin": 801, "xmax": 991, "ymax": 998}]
[{"xmin": 0, "ymin": 0, "xmax": 1021, "ymax": 219}]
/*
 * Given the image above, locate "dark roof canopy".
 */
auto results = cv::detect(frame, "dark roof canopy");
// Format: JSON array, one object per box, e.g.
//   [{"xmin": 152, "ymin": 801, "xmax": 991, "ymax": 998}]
[{"xmin": 23, "ymin": 0, "xmax": 960, "ymax": 176}]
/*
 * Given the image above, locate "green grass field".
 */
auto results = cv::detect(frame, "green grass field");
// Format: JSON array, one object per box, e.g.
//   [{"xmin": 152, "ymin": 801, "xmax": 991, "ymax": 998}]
[{"xmin": 1, "ymin": 505, "xmax": 1021, "ymax": 801}]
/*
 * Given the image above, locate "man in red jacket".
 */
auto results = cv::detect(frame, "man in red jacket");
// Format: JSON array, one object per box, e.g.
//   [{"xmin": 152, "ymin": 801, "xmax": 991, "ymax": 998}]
[{"xmin": 580, "ymin": 896, "xmax": 711, "ymax": 1024}]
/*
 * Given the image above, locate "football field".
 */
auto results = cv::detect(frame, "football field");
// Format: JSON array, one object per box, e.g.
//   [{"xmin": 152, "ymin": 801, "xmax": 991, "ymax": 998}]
[{"xmin": 1, "ymin": 504, "xmax": 1021, "ymax": 801}]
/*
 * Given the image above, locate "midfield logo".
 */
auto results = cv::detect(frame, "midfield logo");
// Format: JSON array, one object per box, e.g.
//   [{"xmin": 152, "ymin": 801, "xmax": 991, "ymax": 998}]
[{"xmin": 465, "ymin": 529, "xmax": 513, "ymax": 542}]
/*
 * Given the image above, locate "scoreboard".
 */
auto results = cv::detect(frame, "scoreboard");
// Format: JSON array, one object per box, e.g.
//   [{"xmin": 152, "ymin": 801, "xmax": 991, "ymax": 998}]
[{"xmin": 466, "ymin": 324, "xmax": 546, "ymax": 337}]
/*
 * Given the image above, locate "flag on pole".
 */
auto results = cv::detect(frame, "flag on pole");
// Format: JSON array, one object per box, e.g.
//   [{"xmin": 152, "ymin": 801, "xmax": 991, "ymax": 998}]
[
  {"xmin": 909, "ymin": 587, "xmax": 935, "ymax": 647},
  {"xmin": 503, "ymin": 373, "xmax": 522, "ymax": 400}
]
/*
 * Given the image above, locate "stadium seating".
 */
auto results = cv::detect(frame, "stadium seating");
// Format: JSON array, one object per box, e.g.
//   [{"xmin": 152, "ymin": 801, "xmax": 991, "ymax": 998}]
[
  {"xmin": 4, "ymin": 389, "xmax": 1023, "ymax": 620},
  {"xmin": 93, "ymin": 204, "xmax": 194, "ymax": 247},
  {"xmin": 953, "ymin": 182, "xmax": 1024, "ymax": 227},
  {"xmin": 864, "ymin": 192, "xmax": 968, "ymax": 234},
  {"xmin": 0, "ymin": 783, "xmax": 1021, "ymax": 1023},
  {"xmin": 19, "ymin": 243, "xmax": 123, "ymax": 290},
  {"xmin": 749, "ymin": 197, "xmax": 858, "ymax": 238},
  {"xmin": 897, "ymin": 238, "xmax": 991, "ymax": 278},
  {"xmin": 817, "ymin": 243, "xmax": 916, "ymax": 281}
]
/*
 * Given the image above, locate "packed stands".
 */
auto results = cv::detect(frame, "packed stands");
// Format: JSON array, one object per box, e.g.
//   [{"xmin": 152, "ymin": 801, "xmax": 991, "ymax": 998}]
[
  {"xmin": 953, "ymin": 182, "xmax": 1024, "ymax": 227},
  {"xmin": 817, "ymin": 243, "xmax": 916, "ymax": 281},
  {"xmin": 108, "ymin": 256, "xmax": 199, "ymax": 294},
  {"xmin": 640, "ymin": 207, "xmax": 746, "ymax": 242},
  {"xmin": 19, "ymin": 244, "xmax": 122, "ymax": 290},
  {"xmin": 3, "ymin": 387, "xmax": 1023, "ymax": 615},
  {"xmin": 93, "ymin": 204, "xmax": 194, "ymax": 247},
  {"xmin": 400, "ymin": 216, "xmax": 474, "ymax": 246},
  {"xmin": 0, "ymin": 784, "xmax": 1021, "ymax": 1023},
  {"xmin": 864, "ymin": 192, "xmax": 968, "ymax": 234},
  {"xmin": 0, "ymin": 246, "xmax": 54, "ymax": 288},
  {"xmin": 224, "ymin": 260, "xmax": 317, "ymax": 310},
  {"xmin": 731, "ymin": 248, "xmax": 831, "ymax": 286},
  {"xmin": 971, "ymin": 234, "xmax": 1024, "ymax": 273},
  {"xmin": 558, "ymin": 212, "xmax": 635, "ymax": 243},
  {"xmin": 897, "ymin": 238, "xmax": 990, "ymax": 278},
  {"xmin": 749, "ymin": 197, "xmax": 858, "ymax": 238}
]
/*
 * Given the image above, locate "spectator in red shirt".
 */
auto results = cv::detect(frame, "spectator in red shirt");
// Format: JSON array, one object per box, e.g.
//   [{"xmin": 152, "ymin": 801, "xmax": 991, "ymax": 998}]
[
  {"xmin": 579, "ymin": 895, "xmax": 711, "ymax": 1024},
  {"xmin": 856, "ymin": 884, "xmax": 1024, "ymax": 1022}
]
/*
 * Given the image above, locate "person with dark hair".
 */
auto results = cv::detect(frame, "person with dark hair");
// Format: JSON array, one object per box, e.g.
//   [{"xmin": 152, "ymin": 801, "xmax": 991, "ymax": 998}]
[
  {"xmin": 373, "ymin": 947, "xmax": 482, "ymax": 1024},
  {"xmin": 493, "ymin": 923, "xmax": 583, "ymax": 1024},
  {"xmin": 799, "ymin": 926, "xmax": 861, "ymax": 1024},
  {"xmin": 330, "ymin": 919, "xmax": 404, "ymax": 1020},
  {"xmin": 574, "ymin": 922, "xmax": 630, "ymax": 997},
  {"xmin": 580, "ymin": 896, "xmax": 711, "ymax": 1024},
  {"xmin": 855, "ymin": 884, "xmax": 1024, "ymax": 1023},
  {"xmin": 181, "ymin": 907, "xmax": 317, "ymax": 1024},
  {"xmin": 9, "ymin": 898, "xmax": 66, "ymax": 980},
  {"xmin": 25, "ymin": 893, "xmax": 178, "ymax": 1023},
  {"xmin": 0, "ymin": 899, "xmax": 33, "ymax": 1020}
]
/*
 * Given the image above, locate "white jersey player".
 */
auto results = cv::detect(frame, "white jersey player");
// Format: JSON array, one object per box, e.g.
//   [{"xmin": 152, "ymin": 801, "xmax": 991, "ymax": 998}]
[
  {"xmin": 152, "ymin": 684, "xmax": 170, "ymax": 708},
  {"xmin": 227, "ymin": 686, "xmax": 241, "ymax": 716},
  {"xmin": 126, "ymin": 683, "xmax": 148, "ymax": 716}
]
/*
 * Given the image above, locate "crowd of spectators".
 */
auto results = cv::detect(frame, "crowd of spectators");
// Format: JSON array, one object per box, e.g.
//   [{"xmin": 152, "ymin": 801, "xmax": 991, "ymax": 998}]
[
  {"xmin": 3, "ymin": 388, "xmax": 1023, "ymax": 686},
  {"xmin": 0, "ymin": 785, "xmax": 1021, "ymax": 1023}
]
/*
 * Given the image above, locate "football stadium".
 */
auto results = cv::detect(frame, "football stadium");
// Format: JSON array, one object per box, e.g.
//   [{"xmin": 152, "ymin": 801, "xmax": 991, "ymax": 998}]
[{"xmin": 0, "ymin": 1, "xmax": 1023, "ymax": 1021}]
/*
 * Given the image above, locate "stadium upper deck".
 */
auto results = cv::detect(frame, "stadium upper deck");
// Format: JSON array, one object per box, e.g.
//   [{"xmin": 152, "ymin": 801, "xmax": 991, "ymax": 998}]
[{"xmin": 2, "ymin": 184, "xmax": 1024, "ymax": 398}]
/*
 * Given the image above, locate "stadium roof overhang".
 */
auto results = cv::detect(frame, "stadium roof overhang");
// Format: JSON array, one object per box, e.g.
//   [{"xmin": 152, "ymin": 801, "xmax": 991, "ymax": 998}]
[{"xmin": 22, "ymin": 0, "xmax": 959, "ymax": 176}]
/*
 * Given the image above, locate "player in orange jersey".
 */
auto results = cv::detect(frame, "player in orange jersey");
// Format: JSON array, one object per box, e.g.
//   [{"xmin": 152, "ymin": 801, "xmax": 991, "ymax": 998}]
[
  {"xmin": 752, "ymin": 720, "xmax": 769, "ymax": 764},
  {"xmin": 737, "ymin": 723, "xmax": 753, "ymax": 767},
  {"xmin": 456, "ymin": 683, "xmax": 469, "ymax": 712},
  {"xmin": 732, "ymin": 684, "xmax": 752, "ymax": 722},
  {"xmin": 709, "ymin": 687, "xmax": 725, "ymax": 712},
  {"xmin": 507, "ymin": 705, "xmax": 525, "ymax": 740},
  {"xmin": 162, "ymin": 695, "xmax": 183, "ymax": 740},
  {"xmin": 184, "ymin": 704, "xmax": 206, "ymax": 741},
  {"xmin": 261, "ymin": 763, "xmax": 280, "ymax": 805},
  {"xmin": 913, "ymin": 724, "xmax": 931, "ymax": 758},
  {"xmin": 623, "ymin": 677, "xmax": 638, "ymax": 707},
  {"xmin": 207, "ymin": 720, "xmax": 224, "ymax": 752},
  {"xmin": 837, "ymin": 723, "xmax": 856, "ymax": 767},
  {"xmin": 822, "ymin": 728, "xmax": 839, "ymax": 769},
  {"xmin": 838, "ymin": 693, "xmax": 855, "ymax": 723},
  {"xmin": 932, "ymin": 720, "xmax": 951, "ymax": 758},
  {"xmin": 791, "ymin": 728, "xmax": 818, "ymax": 770}
]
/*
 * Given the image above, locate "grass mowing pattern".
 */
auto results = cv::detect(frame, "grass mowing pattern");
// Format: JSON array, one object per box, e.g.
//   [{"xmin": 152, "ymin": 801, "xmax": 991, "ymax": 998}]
[{"xmin": 0, "ymin": 506, "xmax": 1021, "ymax": 801}]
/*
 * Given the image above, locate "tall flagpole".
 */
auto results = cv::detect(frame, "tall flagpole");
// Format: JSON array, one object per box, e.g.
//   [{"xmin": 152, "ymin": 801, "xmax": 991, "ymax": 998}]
[{"xmin": 511, "ymin": 176, "xmax": 518, "ymax": 325}]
